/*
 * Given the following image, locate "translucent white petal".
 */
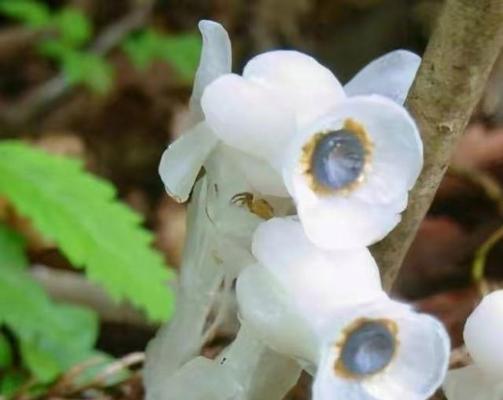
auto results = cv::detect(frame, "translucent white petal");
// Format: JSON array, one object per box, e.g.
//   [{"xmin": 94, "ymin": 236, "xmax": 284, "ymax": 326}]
[
  {"xmin": 159, "ymin": 122, "xmax": 218, "ymax": 202},
  {"xmin": 313, "ymin": 359, "xmax": 371, "ymax": 400},
  {"xmin": 203, "ymin": 145, "xmax": 262, "ymax": 278},
  {"xmin": 344, "ymin": 50, "xmax": 421, "ymax": 105},
  {"xmin": 296, "ymin": 193, "xmax": 401, "ymax": 250},
  {"xmin": 225, "ymin": 149, "xmax": 289, "ymax": 197},
  {"xmin": 252, "ymin": 217, "xmax": 384, "ymax": 319},
  {"xmin": 366, "ymin": 314, "xmax": 450, "ymax": 400},
  {"xmin": 243, "ymin": 50, "xmax": 346, "ymax": 126},
  {"xmin": 464, "ymin": 290, "xmax": 503, "ymax": 380},
  {"xmin": 189, "ymin": 20, "xmax": 232, "ymax": 122},
  {"xmin": 236, "ymin": 264, "xmax": 319, "ymax": 363},
  {"xmin": 201, "ymin": 74, "xmax": 296, "ymax": 161}
]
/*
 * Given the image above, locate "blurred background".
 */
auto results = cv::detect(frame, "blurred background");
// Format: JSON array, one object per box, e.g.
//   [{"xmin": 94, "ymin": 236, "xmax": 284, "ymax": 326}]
[{"xmin": 0, "ymin": 0, "xmax": 501, "ymax": 398}]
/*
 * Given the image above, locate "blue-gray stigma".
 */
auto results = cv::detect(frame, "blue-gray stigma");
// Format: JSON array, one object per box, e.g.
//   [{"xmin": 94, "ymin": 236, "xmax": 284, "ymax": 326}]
[
  {"xmin": 335, "ymin": 319, "xmax": 397, "ymax": 378},
  {"xmin": 301, "ymin": 119, "xmax": 372, "ymax": 195},
  {"xmin": 312, "ymin": 129, "xmax": 365, "ymax": 189}
]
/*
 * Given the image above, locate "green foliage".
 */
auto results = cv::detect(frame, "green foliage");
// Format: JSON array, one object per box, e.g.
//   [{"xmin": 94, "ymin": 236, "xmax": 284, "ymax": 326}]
[
  {"xmin": 0, "ymin": 2, "xmax": 109, "ymax": 94},
  {"xmin": 0, "ymin": 265, "xmax": 99, "ymax": 383},
  {"xmin": 62, "ymin": 51, "xmax": 114, "ymax": 94},
  {"xmin": 160, "ymin": 34, "xmax": 202, "ymax": 81},
  {"xmin": 0, "ymin": 370, "xmax": 26, "ymax": 398},
  {"xmin": 0, "ymin": 332, "xmax": 12, "ymax": 369},
  {"xmin": 0, "ymin": 1, "xmax": 200, "ymax": 91},
  {"xmin": 123, "ymin": 29, "xmax": 201, "ymax": 81},
  {"xmin": 0, "ymin": 224, "xmax": 27, "ymax": 270},
  {"xmin": 52, "ymin": 7, "xmax": 92, "ymax": 47},
  {"xmin": 0, "ymin": 141, "xmax": 175, "ymax": 321},
  {"xmin": 0, "ymin": 223, "xmax": 98, "ymax": 383},
  {"xmin": 0, "ymin": 0, "xmax": 50, "ymax": 27}
]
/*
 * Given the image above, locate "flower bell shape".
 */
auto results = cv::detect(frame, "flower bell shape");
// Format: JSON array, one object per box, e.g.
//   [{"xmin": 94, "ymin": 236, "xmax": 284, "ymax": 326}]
[
  {"xmin": 313, "ymin": 300, "xmax": 450, "ymax": 400},
  {"xmin": 236, "ymin": 217, "xmax": 385, "ymax": 362},
  {"xmin": 444, "ymin": 291, "xmax": 503, "ymax": 400},
  {"xmin": 201, "ymin": 46, "xmax": 422, "ymax": 248}
]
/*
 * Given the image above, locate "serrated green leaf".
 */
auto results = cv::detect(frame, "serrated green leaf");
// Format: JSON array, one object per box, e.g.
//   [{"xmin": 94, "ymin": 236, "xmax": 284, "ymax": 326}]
[
  {"xmin": 0, "ymin": 0, "xmax": 50, "ymax": 28},
  {"xmin": 62, "ymin": 51, "xmax": 114, "ymax": 94},
  {"xmin": 0, "ymin": 223, "xmax": 27, "ymax": 270},
  {"xmin": 0, "ymin": 263, "xmax": 98, "ymax": 382},
  {"xmin": 52, "ymin": 7, "xmax": 92, "ymax": 47},
  {"xmin": 0, "ymin": 141, "xmax": 175, "ymax": 321}
]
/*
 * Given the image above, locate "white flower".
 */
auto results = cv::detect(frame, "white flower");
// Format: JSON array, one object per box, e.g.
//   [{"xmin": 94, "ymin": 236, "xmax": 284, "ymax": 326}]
[
  {"xmin": 158, "ymin": 21, "xmax": 294, "ymax": 281},
  {"xmin": 444, "ymin": 290, "xmax": 503, "ymax": 400},
  {"xmin": 236, "ymin": 218, "xmax": 449, "ymax": 399},
  {"xmin": 236, "ymin": 217, "xmax": 384, "ymax": 362},
  {"xmin": 314, "ymin": 300, "xmax": 450, "ymax": 400},
  {"xmin": 201, "ymin": 47, "xmax": 422, "ymax": 248},
  {"xmin": 281, "ymin": 95, "xmax": 422, "ymax": 249},
  {"xmin": 159, "ymin": 21, "xmax": 422, "ymax": 249},
  {"xmin": 160, "ymin": 20, "xmax": 288, "ymax": 201},
  {"xmin": 463, "ymin": 290, "xmax": 503, "ymax": 378}
]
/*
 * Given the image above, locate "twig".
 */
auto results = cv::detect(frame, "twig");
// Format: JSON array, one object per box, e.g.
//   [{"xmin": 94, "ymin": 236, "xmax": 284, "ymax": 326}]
[
  {"xmin": 372, "ymin": 0, "xmax": 503, "ymax": 290},
  {"xmin": 0, "ymin": 1, "xmax": 154, "ymax": 135},
  {"xmin": 31, "ymin": 265, "xmax": 149, "ymax": 326},
  {"xmin": 49, "ymin": 356, "xmax": 106, "ymax": 395},
  {"xmin": 471, "ymin": 225, "xmax": 503, "ymax": 282},
  {"xmin": 76, "ymin": 352, "xmax": 145, "ymax": 391}
]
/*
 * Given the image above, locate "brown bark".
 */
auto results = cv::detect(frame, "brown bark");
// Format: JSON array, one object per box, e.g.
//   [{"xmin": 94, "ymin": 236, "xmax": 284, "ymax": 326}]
[{"xmin": 372, "ymin": 0, "xmax": 503, "ymax": 290}]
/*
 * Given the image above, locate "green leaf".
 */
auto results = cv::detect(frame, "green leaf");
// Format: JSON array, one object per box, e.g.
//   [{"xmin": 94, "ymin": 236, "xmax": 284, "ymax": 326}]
[
  {"xmin": 62, "ymin": 51, "xmax": 114, "ymax": 94},
  {"xmin": 122, "ymin": 29, "xmax": 159, "ymax": 70},
  {"xmin": 0, "ymin": 264, "xmax": 98, "ymax": 382},
  {"xmin": 52, "ymin": 7, "xmax": 92, "ymax": 47},
  {"xmin": 19, "ymin": 340, "xmax": 60, "ymax": 382},
  {"xmin": 159, "ymin": 33, "xmax": 201, "ymax": 81},
  {"xmin": 0, "ymin": 0, "xmax": 50, "ymax": 28},
  {"xmin": 0, "ymin": 141, "xmax": 175, "ymax": 321},
  {"xmin": 123, "ymin": 29, "xmax": 201, "ymax": 81},
  {"xmin": 0, "ymin": 370, "xmax": 26, "ymax": 398},
  {"xmin": 0, "ymin": 223, "xmax": 28, "ymax": 270},
  {"xmin": 37, "ymin": 38, "xmax": 71, "ymax": 59},
  {"xmin": 0, "ymin": 332, "xmax": 12, "ymax": 369}
]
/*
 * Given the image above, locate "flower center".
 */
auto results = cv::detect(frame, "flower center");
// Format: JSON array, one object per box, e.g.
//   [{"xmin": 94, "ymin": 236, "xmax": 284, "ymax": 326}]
[
  {"xmin": 334, "ymin": 319, "xmax": 397, "ymax": 378},
  {"xmin": 301, "ymin": 119, "xmax": 372, "ymax": 195}
]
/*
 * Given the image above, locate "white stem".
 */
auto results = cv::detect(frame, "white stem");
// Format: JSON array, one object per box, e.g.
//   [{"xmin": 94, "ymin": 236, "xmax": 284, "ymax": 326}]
[
  {"xmin": 144, "ymin": 177, "xmax": 225, "ymax": 399},
  {"xmin": 156, "ymin": 325, "xmax": 302, "ymax": 400},
  {"xmin": 219, "ymin": 326, "xmax": 302, "ymax": 400}
]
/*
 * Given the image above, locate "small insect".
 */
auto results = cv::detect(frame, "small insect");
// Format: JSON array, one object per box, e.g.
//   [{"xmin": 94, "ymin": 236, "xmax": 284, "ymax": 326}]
[{"xmin": 231, "ymin": 192, "xmax": 274, "ymax": 220}]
